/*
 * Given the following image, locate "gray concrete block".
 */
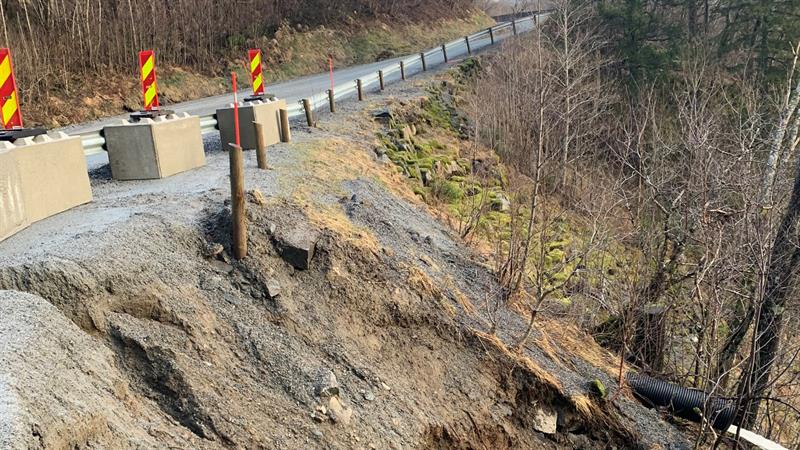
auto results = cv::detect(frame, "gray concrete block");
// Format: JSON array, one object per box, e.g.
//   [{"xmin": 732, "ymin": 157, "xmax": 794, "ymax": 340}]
[
  {"xmin": 0, "ymin": 146, "xmax": 26, "ymax": 241},
  {"xmin": 104, "ymin": 113, "xmax": 205, "ymax": 180},
  {"xmin": 0, "ymin": 133, "xmax": 92, "ymax": 243},
  {"xmin": 217, "ymin": 99, "xmax": 287, "ymax": 150},
  {"xmin": 13, "ymin": 133, "xmax": 92, "ymax": 224}
]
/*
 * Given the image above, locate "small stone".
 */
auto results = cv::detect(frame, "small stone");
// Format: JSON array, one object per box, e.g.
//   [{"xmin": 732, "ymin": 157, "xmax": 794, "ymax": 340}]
[
  {"xmin": 275, "ymin": 225, "xmax": 319, "ymax": 271},
  {"xmin": 314, "ymin": 368, "xmax": 340, "ymax": 398},
  {"xmin": 327, "ymin": 396, "xmax": 353, "ymax": 425},
  {"xmin": 401, "ymin": 125, "xmax": 413, "ymax": 141},
  {"xmin": 590, "ymin": 379, "xmax": 607, "ymax": 399},
  {"xmin": 381, "ymin": 382, "xmax": 391, "ymax": 391},
  {"xmin": 373, "ymin": 109, "xmax": 392, "ymax": 120},
  {"xmin": 248, "ymin": 189, "xmax": 267, "ymax": 206},
  {"xmin": 312, "ymin": 429, "xmax": 324, "ymax": 439},
  {"xmin": 532, "ymin": 404, "xmax": 557, "ymax": 434},
  {"xmin": 444, "ymin": 160, "xmax": 464, "ymax": 177},
  {"xmin": 363, "ymin": 391, "xmax": 376, "ymax": 402},
  {"xmin": 266, "ymin": 279, "xmax": 281, "ymax": 299},
  {"xmin": 210, "ymin": 260, "xmax": 234, "ymax": 274},
  {"xmin": 491, "ymin": 194, "xmax": 511, "ymax": 212},
  {"xmin": 421, "ymin": 169, "xmax": 434, "ymax": 187},
  {"xmin": 203, "ymin": 242, "xmax": 225, "ymax": 259},
  {"xmin": 266, "ymin": 222, "xmax": 277, "ymax": 235},
  {"xmin": 465, "ymin": 186, "xmax": 481, "ymax": 197}
]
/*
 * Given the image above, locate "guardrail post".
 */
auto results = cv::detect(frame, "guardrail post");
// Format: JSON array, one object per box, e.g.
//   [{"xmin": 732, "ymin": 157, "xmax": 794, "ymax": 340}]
[
  {"xmin": 512, "ymin": 19, "xmax": 517, "ymax": 35},
  {"xmin": 442, "ymin": 44, "xmax": 448, "ymax": 63},
  {"xmin": 228, "ymin": 143, "xmax": 247, "ymax": 260},
  {"xmin": 328, "ymin": 89, "xmax": 335, "ymax": 113},
  {"xmin": 357, "ymin": 79, "xmax": 364, "ymax": 101},
  {"xmin": 279, "ymin": 109, "xmax": 291, "ymax": 143},
  {"xmin": 378, "ymin": 70, "xmax": 385, "ymax": 91},
  {"xmin": 465, "ymin": 36, "xmax": 471, "ymax": 55},
  {"xmin": 400, "ymin": 61, "xmax": 405, "ymax": 80},
  {"xmin": 302, "ymin": 99, "xmax": 314, "ymax": 127},
  {"xmin": 420, "ymin": 52, "xmax": 427, "ymax": 71},
  {"xmin": 489, "ymin": 27, "xmax": 495, "ymax": 45},
  {"xmin": 253, "ymin": 121, "xmax": 268, "ymax": 170}
]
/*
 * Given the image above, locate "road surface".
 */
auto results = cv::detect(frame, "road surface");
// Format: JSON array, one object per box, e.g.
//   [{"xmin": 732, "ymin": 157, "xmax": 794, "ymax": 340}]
[{"xmin": 62, "ymin": 16, "xmax": 538, "ymax": 167}]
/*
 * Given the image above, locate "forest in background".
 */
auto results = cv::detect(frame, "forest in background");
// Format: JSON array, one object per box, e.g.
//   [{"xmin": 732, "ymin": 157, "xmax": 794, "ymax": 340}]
[
  {"xmin": 0, "ymin": 0, "xmax": 478, "ymax": 125},
  {"xmin": 439, "ymin": 0, "xmax": 800, "ymax": 447}
]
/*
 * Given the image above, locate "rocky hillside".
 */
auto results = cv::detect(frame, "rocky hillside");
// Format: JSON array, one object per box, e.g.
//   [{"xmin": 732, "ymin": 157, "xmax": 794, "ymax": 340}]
[{"xmin": 0, "ymin": 65, "xmax": 690, "ymax": 449}]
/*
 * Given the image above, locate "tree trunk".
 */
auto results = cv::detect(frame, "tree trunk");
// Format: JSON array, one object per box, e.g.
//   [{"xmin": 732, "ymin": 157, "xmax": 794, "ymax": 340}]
[{"xmin": 739, "ymin": 154, "xmax": 800, "ymax": 428}]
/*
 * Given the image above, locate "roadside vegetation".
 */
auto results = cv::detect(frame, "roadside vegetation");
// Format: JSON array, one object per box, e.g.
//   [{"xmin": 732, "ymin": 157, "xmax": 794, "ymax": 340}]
[
  {"xmin": 379, "ymin": 0, "xmax": 800, "ymax": 447},
  {"xmin": 0, "ymin": 1, "xmax": 491, "ymax": 127}
]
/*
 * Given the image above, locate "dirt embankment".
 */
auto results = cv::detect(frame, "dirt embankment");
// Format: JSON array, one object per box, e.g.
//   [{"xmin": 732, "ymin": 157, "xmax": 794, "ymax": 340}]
[{"xmin": 0, "ymin": 67, "xmax": 689, "ymax": 449}]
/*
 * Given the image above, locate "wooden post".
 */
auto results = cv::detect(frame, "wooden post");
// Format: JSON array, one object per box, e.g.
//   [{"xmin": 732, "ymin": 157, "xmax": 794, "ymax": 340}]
[
  {"xmin": 420, "ymin": 52, "xmax": 427, "ymax": 71},
  {"xmin": 442, "ymin": 44, "xmax": 448, "ymax": 63},
  {"xmin": 328, "ymin": 89, "xmax": 335, "ymax": 113},
  {"xmin": 253, "ymin": 121, "xmax": 267, "ymax": 170},
  {"xmin": 400, "ymin": 61, "xmax": 405, "ymax": 80},
  {"xmin": 489, "ymin": 27, "xmax": 494, "ymax": 45},
  {"xmin": 302, "ymin": 98, "xmax": 313, "ymax": 127},
  {"xmin": 465, "ymin": 36, "xmax": 471, "ymax": 55},
  {"xmin": 357, "ymin": 79, "xmax": 364, "ymax": 101},
  {"xmin": 229, "ymin": 143, "xmax": 247, "ymax": 260},
  {"xmin": 512, "ymin": 19, "xmax": 517, "ymax": 35},
  {"xmin": 279, "ymin": 109, "xmax": 291, "ymax": 143},
  {"xmin": 378, "ymin": 70, "xmax": 385, "ymax": 90}
]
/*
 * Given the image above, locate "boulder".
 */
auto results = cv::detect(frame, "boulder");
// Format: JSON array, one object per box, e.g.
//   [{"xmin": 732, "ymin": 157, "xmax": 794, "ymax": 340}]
[
  {"xmin": 248, "ymin": 189, "xmax": 267, "ymax": 206},
  {"xmin": 314, "ymin": 368, "xmax": 339, "ymax": 398},
  {"xmin": 491, "ymin": 194, "xmax": 511, "ymax": 212},
  {"xmin": 532, "ymin": 404, "xmax": 558, "ymax": 434},
  {"xmin": 274, "ymin": 226, "xmax": 319, "ymax": 270},
  {"xmin": 326, "ymin": 396, "xmax": 353, "ymax": 426},
  {"xmin": 266, "ymin": 279, "xmax": 281, "ymax": 299}
]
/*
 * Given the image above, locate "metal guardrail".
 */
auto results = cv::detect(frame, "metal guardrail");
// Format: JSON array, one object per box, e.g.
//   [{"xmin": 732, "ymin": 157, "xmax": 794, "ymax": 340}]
[{"xmin": 77, "ymin": 15, "xmax": 539, "ymax": 156}]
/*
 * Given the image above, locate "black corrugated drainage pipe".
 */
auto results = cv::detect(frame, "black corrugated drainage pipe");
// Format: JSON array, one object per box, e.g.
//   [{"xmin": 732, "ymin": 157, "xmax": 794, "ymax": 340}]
[{"xmin": 626, "ymin": 372, "xmax": 737, "ymax": 430}]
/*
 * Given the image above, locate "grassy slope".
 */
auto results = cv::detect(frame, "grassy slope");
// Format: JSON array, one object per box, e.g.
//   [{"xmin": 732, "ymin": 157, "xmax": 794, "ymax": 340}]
[{"xmin": 31, "ymin": 11, "xmax": 493, "ymax": 128}]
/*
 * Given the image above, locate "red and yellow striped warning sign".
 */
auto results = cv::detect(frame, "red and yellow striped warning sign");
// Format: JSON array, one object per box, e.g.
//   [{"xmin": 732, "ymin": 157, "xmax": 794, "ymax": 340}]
[
  {"xmin": 248, "ymin": 49, "xmax": 265, "ymax": 96},
  {"xmin": 139, "ymin": 50, "xmax": 160, "ymax": 111},
  {"xmin": 0, "ymin": 48, "xmax": 23, "ymax": 129}
]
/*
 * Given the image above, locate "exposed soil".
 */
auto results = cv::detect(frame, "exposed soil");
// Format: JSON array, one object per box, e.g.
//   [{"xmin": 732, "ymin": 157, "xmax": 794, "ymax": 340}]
[{"xmin": 0, "ymin": 68, "xmax": 690, "ymax": 449}]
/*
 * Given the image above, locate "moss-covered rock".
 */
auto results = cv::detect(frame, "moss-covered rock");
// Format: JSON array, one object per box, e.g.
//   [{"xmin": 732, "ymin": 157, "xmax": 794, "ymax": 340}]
[
  {"xmin": 431, "ymin": 179, "xmax": 464, "ymax": 203},
  {"xmin": 590, "ymin": 379, "xmax": 607, "ymax": 399}
]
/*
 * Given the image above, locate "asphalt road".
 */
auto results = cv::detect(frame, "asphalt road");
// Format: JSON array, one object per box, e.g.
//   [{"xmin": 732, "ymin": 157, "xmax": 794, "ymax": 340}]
[{"xmin": 65, "ymin": 16, "xmax": 538, "ymax": 167}]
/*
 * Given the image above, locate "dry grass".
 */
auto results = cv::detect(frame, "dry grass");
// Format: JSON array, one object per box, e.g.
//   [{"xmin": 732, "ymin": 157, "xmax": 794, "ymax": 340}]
[
  {"xmin": 277, "ymin": 139, "xmax": 385, "ymax": 254},
  {"xmin": 537, "ymin": 320, "xmax": 623, "ymax": 379},
  {"xmin": 444, "ymin": 275, "xmax": 477, "ymax": 317},
  {"xmin": 474, "ymin": 330, "xmax": 563, "ymax": 391}
]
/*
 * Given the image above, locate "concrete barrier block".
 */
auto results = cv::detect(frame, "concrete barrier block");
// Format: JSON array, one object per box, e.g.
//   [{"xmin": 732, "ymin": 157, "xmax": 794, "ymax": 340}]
[
  {"xmin": 0, "ymin": 148, "xmax": 27, "ymax": 241},
  {"xmin": 217, "ymin": 99, "xmax": 287, "ymax": 150},
  {"xmin": 103, "ymin": 114, "xmax": 205, "ymax": 180},
  {"xmin": 12, "ymin": 134, "xmax": 93, "ymax": 224}
]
